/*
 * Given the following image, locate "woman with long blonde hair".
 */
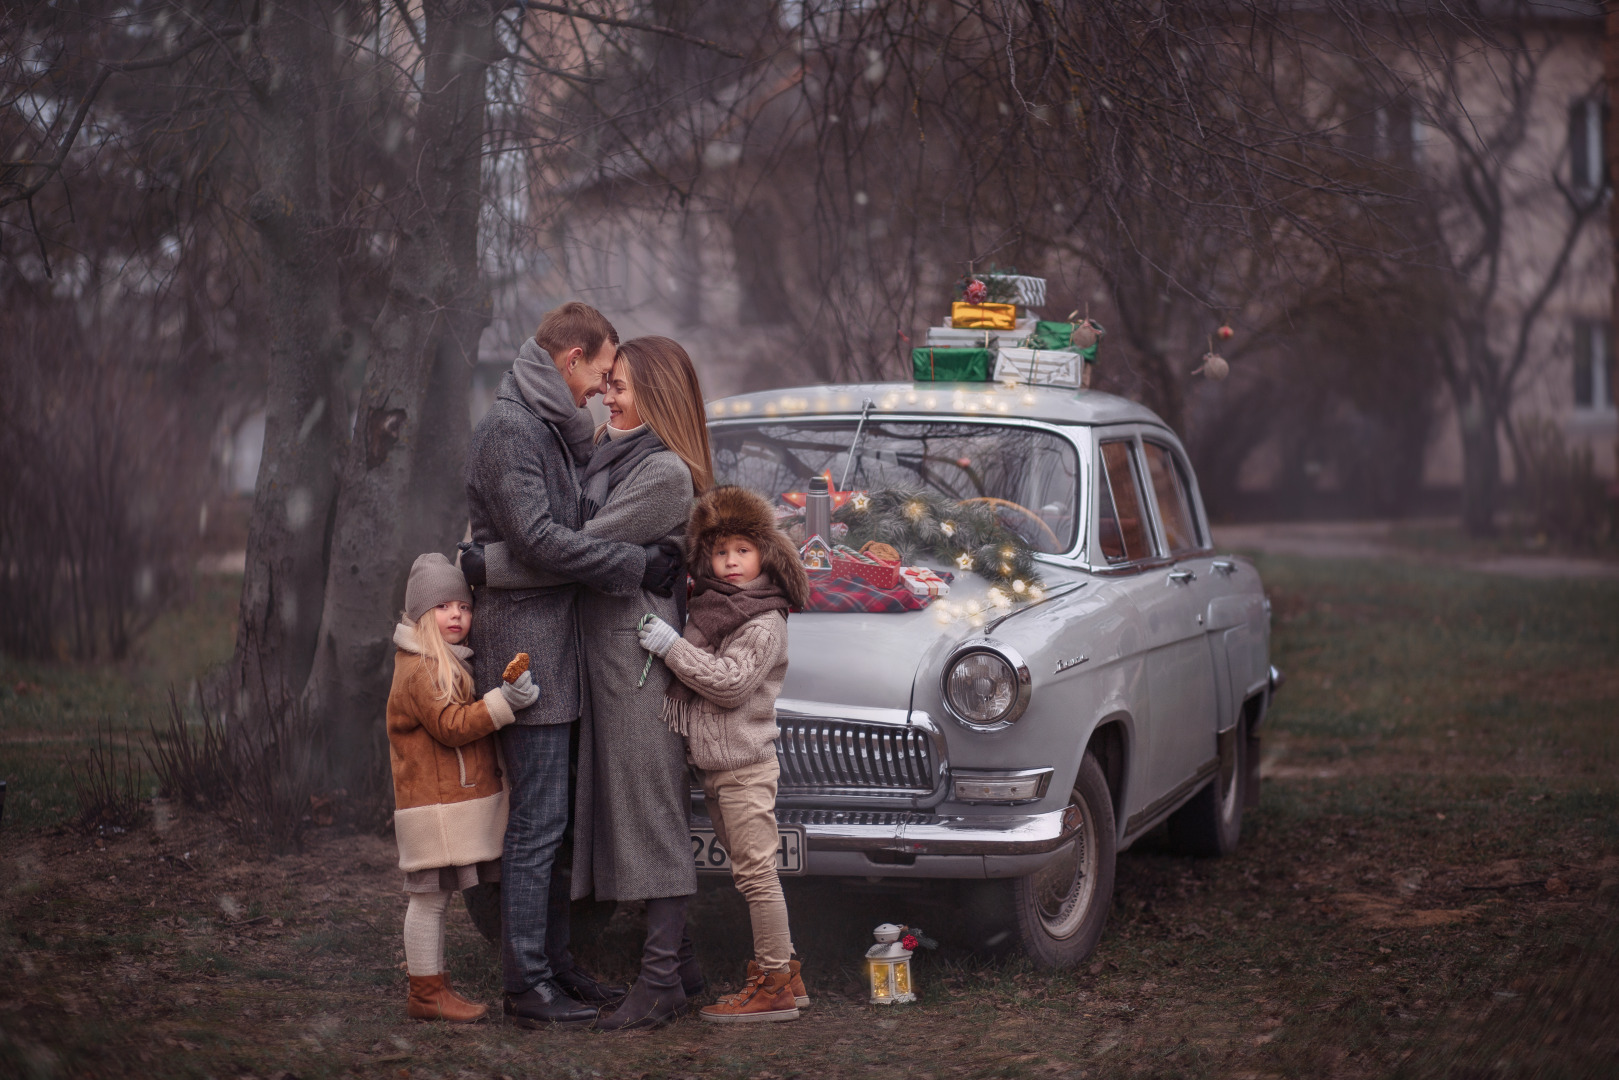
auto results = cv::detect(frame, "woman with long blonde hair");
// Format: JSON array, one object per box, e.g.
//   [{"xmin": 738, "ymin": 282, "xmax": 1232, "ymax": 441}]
[{"xmin": 474, "ymin": 336, "xmax": 713, "ymax": 1030}]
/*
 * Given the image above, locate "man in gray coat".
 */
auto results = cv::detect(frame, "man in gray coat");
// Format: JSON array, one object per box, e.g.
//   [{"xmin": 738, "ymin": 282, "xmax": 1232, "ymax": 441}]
[{"xmin": 462, "ymin": 302, "xmax": 683, "ymax": 1028}]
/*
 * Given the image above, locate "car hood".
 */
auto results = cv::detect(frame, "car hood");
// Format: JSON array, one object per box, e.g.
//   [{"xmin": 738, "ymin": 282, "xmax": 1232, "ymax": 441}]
[{"xmin": 779, "ymin": 571, "xmax": 1048, "ymax": 713}]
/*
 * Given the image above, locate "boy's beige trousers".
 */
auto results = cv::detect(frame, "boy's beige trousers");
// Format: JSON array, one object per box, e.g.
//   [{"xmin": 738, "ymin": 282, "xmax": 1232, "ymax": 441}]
[{"xmin": 698, "ymin": 757, "xmax": 794, "ymax": 971}]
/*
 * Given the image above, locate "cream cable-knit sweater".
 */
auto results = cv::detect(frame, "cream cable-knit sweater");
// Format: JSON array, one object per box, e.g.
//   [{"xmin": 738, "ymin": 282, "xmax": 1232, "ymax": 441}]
[{"xmin": 663, "ymin": 610, "xmax": 789, "ymax": 772}]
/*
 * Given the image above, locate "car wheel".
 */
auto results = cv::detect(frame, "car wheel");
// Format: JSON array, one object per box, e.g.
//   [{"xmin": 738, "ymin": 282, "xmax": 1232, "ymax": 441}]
[
  {"xmin": 1169, "ymin": 717, "xmax": 1247, "ymax": 857},
  {"xmin": 1010, "ymin": 751, "xmax": 1116, "ymax": 968}
]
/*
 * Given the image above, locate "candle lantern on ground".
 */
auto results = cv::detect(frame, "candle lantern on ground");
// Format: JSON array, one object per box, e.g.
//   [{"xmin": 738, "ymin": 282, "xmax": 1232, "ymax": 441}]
[{"xmin": 866, "ymin": 923, "xmax": 917, "ymax": 1004}]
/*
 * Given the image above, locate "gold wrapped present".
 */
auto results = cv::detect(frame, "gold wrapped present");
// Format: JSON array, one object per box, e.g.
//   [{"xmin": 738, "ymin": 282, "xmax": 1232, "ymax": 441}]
[{"xmin": 950, "ymin": 302, "xmax": 1017, "ymax": 330}]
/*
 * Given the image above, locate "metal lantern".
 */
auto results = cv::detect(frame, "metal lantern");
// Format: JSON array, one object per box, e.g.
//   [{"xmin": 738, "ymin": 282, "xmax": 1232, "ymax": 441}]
[{"xmin": 866, "ymin": 923, "xmax": 916, "ymax": 1005}]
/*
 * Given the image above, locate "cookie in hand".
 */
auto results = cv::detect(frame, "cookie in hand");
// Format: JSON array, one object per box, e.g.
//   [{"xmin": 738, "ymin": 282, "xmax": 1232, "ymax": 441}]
[{"xmin": 503, "ymin": 653, "xmax": 531, "ymax": 684}]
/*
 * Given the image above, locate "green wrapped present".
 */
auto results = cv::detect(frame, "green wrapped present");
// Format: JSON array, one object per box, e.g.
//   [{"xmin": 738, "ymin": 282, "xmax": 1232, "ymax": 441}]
[
  {"xmin": 912, "ymin": 346, "xmax": 993, "ymax": 382},
  {"xmin": 1028, "ymin": 319, "xmax": 1105, "ymax": 363}
]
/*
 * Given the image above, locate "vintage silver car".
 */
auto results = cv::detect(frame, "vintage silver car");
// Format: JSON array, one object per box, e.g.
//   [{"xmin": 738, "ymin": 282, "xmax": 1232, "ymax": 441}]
[{"xmin": 690, "ymin": 380, "xmax": 1277, "ymax": 967}]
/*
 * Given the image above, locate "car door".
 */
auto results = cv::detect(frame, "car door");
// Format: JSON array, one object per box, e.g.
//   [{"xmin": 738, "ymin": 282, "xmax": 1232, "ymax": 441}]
[
  {"xmin": 1141, "ymin": 434, "xmax": 1239, "ymax": 744},
  {"xmin": 1093, "ymin": 432, "xmax": 1218, "ymax": 808}
]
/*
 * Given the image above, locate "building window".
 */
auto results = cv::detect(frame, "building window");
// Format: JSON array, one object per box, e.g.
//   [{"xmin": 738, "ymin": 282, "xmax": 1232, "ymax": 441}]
[
  {"xmin": 1569, "ymin": 98, "xmax": 1608, "ymax": 192},
  {"xmin": 1573, "ymin": 320, "xmax": 1614, "ymax": 411}
]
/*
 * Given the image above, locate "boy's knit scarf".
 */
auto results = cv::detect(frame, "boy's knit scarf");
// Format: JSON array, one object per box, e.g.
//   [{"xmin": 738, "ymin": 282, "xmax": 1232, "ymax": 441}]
[{"xmin": 662, "ymin": 574, "xmax": 790, "ymax": 736}]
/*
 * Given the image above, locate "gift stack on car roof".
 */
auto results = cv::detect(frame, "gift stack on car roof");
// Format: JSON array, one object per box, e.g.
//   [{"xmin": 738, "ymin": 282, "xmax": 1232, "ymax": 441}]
[{"xmin": 912, "ymin": 272, "xmax": 1103, "ymax": 389}]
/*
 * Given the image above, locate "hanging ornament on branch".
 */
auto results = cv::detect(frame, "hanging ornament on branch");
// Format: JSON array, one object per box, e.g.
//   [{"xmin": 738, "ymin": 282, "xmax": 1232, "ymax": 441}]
[{"xmin": 1194, "ymin": 330, "xmax": 1230, "ymax": 381}]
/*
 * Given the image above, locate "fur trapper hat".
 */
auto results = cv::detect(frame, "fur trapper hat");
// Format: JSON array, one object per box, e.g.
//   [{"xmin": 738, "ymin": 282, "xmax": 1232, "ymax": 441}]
[{"xmin": 687, "ymin": 485, "xmax": 811, "ymax": 608}]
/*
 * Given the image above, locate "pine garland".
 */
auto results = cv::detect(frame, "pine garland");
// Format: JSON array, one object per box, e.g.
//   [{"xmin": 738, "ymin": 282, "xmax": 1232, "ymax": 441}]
[{"xmin": 827, "ymin": 488, "xmax": 1044, "ymax": 590}]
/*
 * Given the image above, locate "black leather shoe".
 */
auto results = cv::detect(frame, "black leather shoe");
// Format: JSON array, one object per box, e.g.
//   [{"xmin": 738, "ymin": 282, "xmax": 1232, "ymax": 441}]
[
  {"xmin": 503, "ymin": 979, "xmax": 598, "ymax": 1029},
  {"xmin": 592, "ymin": 980, "xmax": 685, "ymax": 1032},
  {"xmin": 554, "ymin": 966, "xmax": 627, "ymax": 1007}
]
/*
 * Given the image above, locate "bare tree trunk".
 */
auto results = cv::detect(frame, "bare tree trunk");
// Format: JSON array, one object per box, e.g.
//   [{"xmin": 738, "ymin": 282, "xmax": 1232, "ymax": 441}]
[
  {"xmin": 1457, "ymin": 393, "xmax": 1502, "ymax": 537},
  {"xmin": 302, "ymin": 0, "xmax": 496, "ymax": 791},
  {"xmin": 1606, "ymin": 2, "xmax": 1619, "ymax": 373},
  {"xmin": 235, "ymin": 0, "xmax": 346, "ymax": 706}
]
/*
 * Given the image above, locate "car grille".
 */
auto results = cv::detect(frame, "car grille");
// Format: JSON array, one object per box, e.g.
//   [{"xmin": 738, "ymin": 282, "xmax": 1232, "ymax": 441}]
[
  {"xmin": 774, "ymin": 719, "xmax": 939, "ymax": 794},
  {"xmin": 773, "ymin": 808, "xmax": 942, "ymax": 827}
]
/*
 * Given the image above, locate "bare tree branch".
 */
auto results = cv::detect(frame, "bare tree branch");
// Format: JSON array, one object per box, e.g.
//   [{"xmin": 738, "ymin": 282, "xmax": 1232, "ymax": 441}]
[
  {"xmin": 0, "ymin": 28, "xmax": 239, "ymax": 212},
  {"xmin": 512, "ymin": 1, "xmax": 745, "ymax": 60}
]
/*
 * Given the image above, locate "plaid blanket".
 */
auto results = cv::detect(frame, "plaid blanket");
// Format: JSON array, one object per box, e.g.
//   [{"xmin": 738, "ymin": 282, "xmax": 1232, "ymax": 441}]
[{"xmin": 803, "ymin": 570, "xmax": 955, "ymax": 614}]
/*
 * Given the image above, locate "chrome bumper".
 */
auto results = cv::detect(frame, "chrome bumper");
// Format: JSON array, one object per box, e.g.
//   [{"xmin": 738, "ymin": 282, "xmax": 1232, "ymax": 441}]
[{"xmin": 692, "ymin": 804, "xmax": 1082, "ymax": 858}]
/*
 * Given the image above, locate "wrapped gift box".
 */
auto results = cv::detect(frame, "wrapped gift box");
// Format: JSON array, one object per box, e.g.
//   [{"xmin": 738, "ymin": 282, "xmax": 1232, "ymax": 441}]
[
  {"xmin": 983, "ymin": 274, "xmax": 1047, "ymax": 309},
  {"xmin": 994, "ymin": 346, "xmax": 1085, "ymax": 389},
  {"xmin": 898, "ymin": 566, "xmax": 951, "ymax": 598},
  {"xmin": 950, "ymin": 302, "xmax": 1017, "ymax": 330},
  {"xmin": 913, "ymin": 346, "xmax": 993, "ymax": 382},
  {"xmin": 831, "ymin": 544, "xmax": 901, "ymax": 590},
  {"xmin": 926, "ymin": 326, "xmax": 1005, "ymax": 350}
]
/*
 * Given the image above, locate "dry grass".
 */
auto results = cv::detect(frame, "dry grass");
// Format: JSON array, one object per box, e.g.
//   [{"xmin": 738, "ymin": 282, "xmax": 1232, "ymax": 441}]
[{"xmin": 1, "ymin": 556, "xmax": 1616, "ymax": 1079}]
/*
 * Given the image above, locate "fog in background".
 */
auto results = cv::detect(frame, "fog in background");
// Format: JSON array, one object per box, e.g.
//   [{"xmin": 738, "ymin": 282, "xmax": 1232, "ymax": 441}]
[{"xmin": 2, "ymin": 0, "xmax": 1613, "ymax": 789}]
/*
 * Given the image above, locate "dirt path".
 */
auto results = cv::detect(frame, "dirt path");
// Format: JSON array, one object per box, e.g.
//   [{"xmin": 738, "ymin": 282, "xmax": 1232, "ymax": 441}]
[{"xmin": 1211, "ymin": 520, "xmax": 1619, "ymax": 579}]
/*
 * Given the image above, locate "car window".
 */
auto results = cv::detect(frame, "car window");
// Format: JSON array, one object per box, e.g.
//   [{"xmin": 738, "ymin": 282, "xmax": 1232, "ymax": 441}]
[
  {"xmin": 1096, "ymin": 439, "xmax": 1156, "ymax": 564},
  {"xmin": 1142, "ymin": 442, "xmax": 1203, "ymax": 555},
  {"xmin": 710, "ymin": 420, "xmax": 1080, "ymax": 553}
]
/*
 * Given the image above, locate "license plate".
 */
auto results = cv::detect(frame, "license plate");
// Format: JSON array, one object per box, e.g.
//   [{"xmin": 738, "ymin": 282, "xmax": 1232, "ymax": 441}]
[{"xmin": 691, "ymin": 826, "xmax": 805, "ymax": 876}]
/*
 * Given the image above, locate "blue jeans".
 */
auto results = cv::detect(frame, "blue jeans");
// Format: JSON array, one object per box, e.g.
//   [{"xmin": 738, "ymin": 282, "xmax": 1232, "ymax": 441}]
[{"xmin": 499, "ymin": 722, "xmax": 576, "ymax": 994}]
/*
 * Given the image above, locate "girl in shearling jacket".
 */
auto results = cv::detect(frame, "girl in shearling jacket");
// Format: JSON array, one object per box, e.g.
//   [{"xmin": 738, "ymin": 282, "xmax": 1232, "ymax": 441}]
[
  {"xmin": 637, "ymin": 486, "xmax": 813, "ymax": 1024},
  {"xmin": 388, "ymin": 553, "xmax": 537, "ymax": 1023}
]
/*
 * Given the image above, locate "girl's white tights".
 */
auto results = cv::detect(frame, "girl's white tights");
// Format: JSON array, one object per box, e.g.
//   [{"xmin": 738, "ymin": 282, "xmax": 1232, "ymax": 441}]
[{"xmin": 403, "ymin": 889, "xmax": 452, "ymax": 976}]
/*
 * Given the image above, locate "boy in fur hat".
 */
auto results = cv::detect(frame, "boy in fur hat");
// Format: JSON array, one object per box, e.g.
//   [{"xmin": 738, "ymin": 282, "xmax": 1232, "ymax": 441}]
[{"xmin": 637, "ymin": 486, "xmax": 812, "ymax": 1023}]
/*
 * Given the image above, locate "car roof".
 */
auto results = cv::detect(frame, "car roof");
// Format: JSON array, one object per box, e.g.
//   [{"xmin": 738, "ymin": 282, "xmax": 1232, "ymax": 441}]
[{"xmin": 705, "ymin": 381, "xmax": 1168, "ymax": 429}]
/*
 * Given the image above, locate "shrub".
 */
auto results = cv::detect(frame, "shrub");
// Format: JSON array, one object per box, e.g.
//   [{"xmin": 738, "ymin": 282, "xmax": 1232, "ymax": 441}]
[
  {"xmin": 0, "ymin": 304, "xmax": 205, "ymax": 659},
  {"xmin": 1516, "ymin": 418, "xmax": 1617, "ymax": 549},
  {"xmin": 72, "ymin": 722, "xmax": 148, "ymax": 836},
  {"xmin": 146, "ymin": 680, "xmax": 327, "ymax": 854}
]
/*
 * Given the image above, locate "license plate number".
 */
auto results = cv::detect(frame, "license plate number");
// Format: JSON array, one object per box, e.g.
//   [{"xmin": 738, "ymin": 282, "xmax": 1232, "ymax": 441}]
[{"xmin": 690, "ymin": 827, "xmax": 805, "ymax": 875}]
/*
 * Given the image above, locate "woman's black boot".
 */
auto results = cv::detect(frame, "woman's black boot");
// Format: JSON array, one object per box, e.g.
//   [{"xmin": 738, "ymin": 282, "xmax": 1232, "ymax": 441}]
[
  {"xmin": 594, "ymin": 896, "xmax": 688, "ymax": 1031},
  {"xmin": 676, "ymin": 926, "xmax": 704, "ymax": 1000}
]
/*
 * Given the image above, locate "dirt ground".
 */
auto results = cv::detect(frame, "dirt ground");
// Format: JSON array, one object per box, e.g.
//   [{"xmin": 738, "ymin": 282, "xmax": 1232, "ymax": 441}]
[{"xmin": 2, "ymin": 555, "xmax": 1617, "ymax": 1079}]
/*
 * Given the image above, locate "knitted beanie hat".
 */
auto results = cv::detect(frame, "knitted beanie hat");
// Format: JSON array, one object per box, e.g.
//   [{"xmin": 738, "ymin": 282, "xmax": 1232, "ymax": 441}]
[{"xmin": 404, "ymin": 552, "xmax": 473, "ymax": 623}]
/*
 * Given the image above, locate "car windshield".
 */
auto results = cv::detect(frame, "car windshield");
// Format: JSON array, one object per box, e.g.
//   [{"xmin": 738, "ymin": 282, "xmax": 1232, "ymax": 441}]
[{"xmin": 710, "ymin": 419, "xmax": 1081, "ymax": 554}]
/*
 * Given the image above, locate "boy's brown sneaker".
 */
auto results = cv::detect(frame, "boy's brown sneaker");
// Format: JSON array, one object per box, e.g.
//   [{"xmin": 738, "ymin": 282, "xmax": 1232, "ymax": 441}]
[
  {"xmin": 699, "ymin": 969, "xmax": 800, "ymax": 1024},
  {"xmin": 746, "ymin": 958, "xmax": 810, "ymax": 1009}
]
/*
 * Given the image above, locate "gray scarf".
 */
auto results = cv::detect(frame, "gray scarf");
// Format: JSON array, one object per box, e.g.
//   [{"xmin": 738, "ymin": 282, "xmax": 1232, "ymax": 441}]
[
  {"xmin": 512, "ymin": 338, "xmax": 597, "ymax": 465},
  {"xmin": 580, "ymin": 426, "xmax": 667, "ymax": 520}
]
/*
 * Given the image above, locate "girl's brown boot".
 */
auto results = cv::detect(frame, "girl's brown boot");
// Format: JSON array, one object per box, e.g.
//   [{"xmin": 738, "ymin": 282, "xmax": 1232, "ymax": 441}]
[{"xmin": 408, "ymin": 974, "xmax": 489, "ymax": 1023}]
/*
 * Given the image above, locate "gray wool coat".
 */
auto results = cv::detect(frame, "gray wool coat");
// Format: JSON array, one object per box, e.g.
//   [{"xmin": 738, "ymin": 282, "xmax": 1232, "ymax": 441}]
[
  {"xmin": 485, "ymin": 448, "xmax": 698, "ymax": 902},
  {"xmin": 464, "ymin": 371, "xmax": 647, "ymax": 726}
]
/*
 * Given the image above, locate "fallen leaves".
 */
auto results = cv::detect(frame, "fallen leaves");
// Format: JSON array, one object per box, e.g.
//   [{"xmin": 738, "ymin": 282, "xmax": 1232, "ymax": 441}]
[{"xmin": 1328, "ymin": 892, "xmax": 1482, "ymax": 929}]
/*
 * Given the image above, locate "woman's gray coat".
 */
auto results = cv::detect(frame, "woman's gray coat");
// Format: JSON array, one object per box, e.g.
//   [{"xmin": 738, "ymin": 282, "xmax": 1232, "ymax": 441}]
[{"xmin": 485, "ymin": 448, "xmax": 697, "ymax": 902}]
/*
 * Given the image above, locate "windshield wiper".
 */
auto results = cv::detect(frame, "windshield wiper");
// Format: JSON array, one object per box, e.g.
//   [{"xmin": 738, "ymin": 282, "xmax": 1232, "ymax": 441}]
[{"xmin": 839, "ymin": 397, "xmax": 875, "ymax": 491}]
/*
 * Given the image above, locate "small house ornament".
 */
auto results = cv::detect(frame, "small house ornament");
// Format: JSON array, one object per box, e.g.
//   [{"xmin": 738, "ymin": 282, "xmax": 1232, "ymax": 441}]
[
  {"xmin": 866, "ymin": 923, "xmax": 916, "ymax": 1004},
  {"xmin": 800, "ymin": 535, "xmax": 833, "ymax": 572}
]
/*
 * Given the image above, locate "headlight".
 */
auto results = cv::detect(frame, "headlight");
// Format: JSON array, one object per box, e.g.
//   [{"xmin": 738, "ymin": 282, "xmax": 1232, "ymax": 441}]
[{"xmin": 941, "ymin": 641, "xmax": 1032, "ymax": 730}]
